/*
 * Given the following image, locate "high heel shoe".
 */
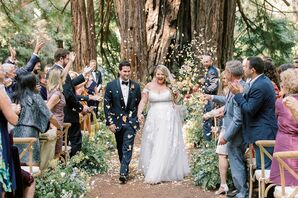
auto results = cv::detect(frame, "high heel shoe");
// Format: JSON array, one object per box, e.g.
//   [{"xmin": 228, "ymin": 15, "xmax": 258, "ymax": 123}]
[{"xmin": 215, "ymin": 185, "xmax": 229, "ymax": 195}]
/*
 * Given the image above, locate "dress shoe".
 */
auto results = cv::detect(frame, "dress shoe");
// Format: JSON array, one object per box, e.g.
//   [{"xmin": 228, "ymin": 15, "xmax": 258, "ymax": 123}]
[
  {"xmin": 226, "ymin": 189, "xmax": 238, "ymax": 197},
  {"xmin": 119, "ymin": 175, "xmax": 128, "ymax": 184}
]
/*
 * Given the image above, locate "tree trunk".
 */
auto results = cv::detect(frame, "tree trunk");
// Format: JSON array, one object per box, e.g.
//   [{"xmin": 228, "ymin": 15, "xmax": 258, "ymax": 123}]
[
  {"xmin": 145, "ymin": 0, "xmax": 181, "ymax": 74},
  {"xmin": 114, "ymin": 0, "xmax": 236, "ymax": 81},
  {"xmin": 177, "ymin": 0, "xmax": 236, "ymax": 69},
  {"xmin": 293, "ymin": 0, "xmax": 298, "ymax": 22},
  {"xmin": 114, "ymin": 0, "xmax": 148, "ymax": 81},
  {"xmin": 71, "ymin": 0, "xmax": 97, "ymax": 72}
]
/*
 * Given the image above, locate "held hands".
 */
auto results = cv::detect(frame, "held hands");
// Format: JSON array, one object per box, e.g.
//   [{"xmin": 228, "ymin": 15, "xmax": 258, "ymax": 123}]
[
  {"xmin": 108, "ymin": 124, "xmax": 116, "ymax": 133},
  {"xmin": 138, "ymin": 114, "xmax": 145, "ymax": 126}
]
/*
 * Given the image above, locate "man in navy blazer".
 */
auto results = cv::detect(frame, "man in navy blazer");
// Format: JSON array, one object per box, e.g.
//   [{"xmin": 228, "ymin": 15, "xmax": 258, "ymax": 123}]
[
  {"xmin": 230, "ymin": 56, "xmax": 278, "ymax": 169},
  {"xmin": 104, "ymin": 60, "xmax": 141, "ymax": 184}
]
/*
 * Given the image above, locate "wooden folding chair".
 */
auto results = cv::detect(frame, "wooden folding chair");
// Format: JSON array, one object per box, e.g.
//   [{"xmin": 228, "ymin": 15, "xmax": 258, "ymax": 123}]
[
  {"xmin": 255, "ymin": 140, "xmax": 276, "ymax": 198},
  {"xmin": 246, "ymin": 144, "xmax": 256, "ymax": 198},
  {"xmin": 13, "ymin": 137, "xmax": 40, "ymax": 176},
  {"xmin": 273, "ymin": 151, "xmax": 298, "ymax": 198},
  {"xmin": 60, "ymin": 123, "xmax": 71, "ymax": 164}
]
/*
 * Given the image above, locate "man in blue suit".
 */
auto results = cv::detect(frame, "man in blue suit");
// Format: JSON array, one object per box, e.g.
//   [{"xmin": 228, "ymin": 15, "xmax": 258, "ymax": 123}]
[
  {"xmin": 230, "ymin": 56, "xmax": 278, "ymax": 169},
  {"xmin": 205, "ymin": 60, "xmax": 248, "ymax": 197},
  {"xmin": 104, "ymin": 60, "xmax": 141, "ymax": 184}
]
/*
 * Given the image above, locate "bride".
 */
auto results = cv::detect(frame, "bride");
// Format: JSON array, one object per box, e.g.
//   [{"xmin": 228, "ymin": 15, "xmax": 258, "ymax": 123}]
[{"xmin": 137, "ymin": 65, "xmax": 190, "ymax": 184}]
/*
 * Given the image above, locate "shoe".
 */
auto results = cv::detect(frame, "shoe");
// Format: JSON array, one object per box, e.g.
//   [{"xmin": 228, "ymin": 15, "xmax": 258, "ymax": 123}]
[
  {"xmin": 119, "ymin": 175, "xmax": 127, "ymax": 184},
  {"xmin": 215, "ymin": 185, "xmax": 229, "ymax": 195},
  {"xmin": 226, "ymin": 189, "xmax": 238, "ymax": 197}
]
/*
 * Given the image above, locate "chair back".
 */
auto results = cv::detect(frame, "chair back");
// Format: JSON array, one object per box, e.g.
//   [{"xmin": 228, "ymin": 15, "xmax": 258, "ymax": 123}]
[
  {"xmin": 273, "ymin": 151, "xmax": 298, "ymax": 198},
  {"xmin": 13, "ymin": 137, "xmax": 38, "ymax": 174}
]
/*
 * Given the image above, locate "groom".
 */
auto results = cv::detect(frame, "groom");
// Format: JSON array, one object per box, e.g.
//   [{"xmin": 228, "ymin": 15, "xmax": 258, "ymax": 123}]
[{"xmin": 104, "ymin": 60, "xmax": 141, "ymax": 184}]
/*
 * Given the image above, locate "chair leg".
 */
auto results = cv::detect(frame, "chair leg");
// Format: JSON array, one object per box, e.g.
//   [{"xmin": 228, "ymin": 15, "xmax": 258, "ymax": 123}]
[{"xmin": 265, "ymin": 183, "xmax": 276, "ymax": 197}]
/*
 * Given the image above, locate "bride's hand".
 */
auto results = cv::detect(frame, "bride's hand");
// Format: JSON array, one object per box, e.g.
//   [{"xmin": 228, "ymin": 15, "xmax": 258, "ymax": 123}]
[{"xmin": 138, "ymin": 114, "xmax": 144, "ymax": 125}]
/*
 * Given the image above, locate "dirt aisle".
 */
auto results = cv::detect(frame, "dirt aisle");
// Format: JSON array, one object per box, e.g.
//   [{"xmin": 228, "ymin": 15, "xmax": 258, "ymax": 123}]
[{"xmin": 85, "ymin": 133, "xmax": 220, "ymax": 198}]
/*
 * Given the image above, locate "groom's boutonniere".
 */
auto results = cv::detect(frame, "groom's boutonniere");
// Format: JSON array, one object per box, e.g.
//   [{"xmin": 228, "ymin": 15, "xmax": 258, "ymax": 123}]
[{"xmin": 130, "ymin": 84, "xmax": 135, "ymax": 91}]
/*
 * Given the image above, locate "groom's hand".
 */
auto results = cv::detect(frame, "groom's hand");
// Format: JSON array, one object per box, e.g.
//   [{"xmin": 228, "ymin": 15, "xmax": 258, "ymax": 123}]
[{"xmin": 108, "ymin": 124, "xmax": 116, "ymax": 133}]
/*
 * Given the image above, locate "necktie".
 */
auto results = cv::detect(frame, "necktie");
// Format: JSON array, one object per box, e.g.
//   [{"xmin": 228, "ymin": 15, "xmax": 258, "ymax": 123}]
[{"xmin": 122, "ymin": 81, "xmax": 129, "ymax": 86}]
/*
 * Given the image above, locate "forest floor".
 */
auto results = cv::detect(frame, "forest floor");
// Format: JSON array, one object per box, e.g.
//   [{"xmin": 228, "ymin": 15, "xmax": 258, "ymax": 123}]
[{"xmin": 84, "ymin": 133, "xmax": 226, "ymax": 198}]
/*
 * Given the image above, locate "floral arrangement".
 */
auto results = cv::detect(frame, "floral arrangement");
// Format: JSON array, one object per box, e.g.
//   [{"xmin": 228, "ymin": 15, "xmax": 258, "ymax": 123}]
[
  {"xmin": 35, "ymin": 161, "xmax": 89, "ymax": 198},
  {"xmin": 70, "ymin": 133, "xmax": 109, "ymax": 176}
]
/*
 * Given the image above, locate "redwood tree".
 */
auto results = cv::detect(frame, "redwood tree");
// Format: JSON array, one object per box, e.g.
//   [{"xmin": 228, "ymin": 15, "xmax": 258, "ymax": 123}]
[
  {"xmin": 71, "ymin": 0, "xmax": 97, "ymax": 71},
  {"xmin": 114, "ymin": 0, "xmax": 237, "ymax": 81}
]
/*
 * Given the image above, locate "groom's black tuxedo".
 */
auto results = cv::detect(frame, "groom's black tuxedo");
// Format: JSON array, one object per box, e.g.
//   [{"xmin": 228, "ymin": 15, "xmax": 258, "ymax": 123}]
[
  {"xmin": 104, "ymin": 79, "xmax": 141, "ymax": 131},
  {"xmin": 104, "ymin": 78, "xmax": 141, "ymax": 177}
]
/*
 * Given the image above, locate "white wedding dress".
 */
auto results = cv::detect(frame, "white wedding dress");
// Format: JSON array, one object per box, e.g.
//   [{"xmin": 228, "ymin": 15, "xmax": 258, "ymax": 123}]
[{"xmin": 138, "ymin": 88, "xmax": 190, "ymax": 183}]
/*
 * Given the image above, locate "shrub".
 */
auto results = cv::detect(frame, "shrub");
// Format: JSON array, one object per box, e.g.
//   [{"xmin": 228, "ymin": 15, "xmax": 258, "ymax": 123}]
[{"xmin": 35, "ymin": 161, "xmax": 89, "ymax": 198}]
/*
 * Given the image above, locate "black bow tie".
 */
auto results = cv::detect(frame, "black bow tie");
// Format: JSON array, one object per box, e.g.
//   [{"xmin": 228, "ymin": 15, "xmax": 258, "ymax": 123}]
[{"xmin": 122, "ymin": 81, "xmax": 129, "ymax": 86}]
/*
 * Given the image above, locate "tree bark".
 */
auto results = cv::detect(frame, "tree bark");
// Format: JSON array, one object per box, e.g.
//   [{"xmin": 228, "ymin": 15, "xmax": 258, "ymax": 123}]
[
  {"xmin": 177, "ymin": 0, "xmax": 236, "ymax": 69},
  {"xmin": 145, "ymin": 0, "xmax": 181, "ymax": 74},
  {"xmin": 293, "ymin": 0, "xmax": 298, "ymax": 22},
  {"xmin": 114, "ymin": 0, "xmax": 148, "ymax": 81},
  {"xmin": 71, "ymin": 0, "xmax": 97, "ymax": 71},
  {"xmin": 114, "ymin": 0, "xmax": 236, "ymax": 81}
]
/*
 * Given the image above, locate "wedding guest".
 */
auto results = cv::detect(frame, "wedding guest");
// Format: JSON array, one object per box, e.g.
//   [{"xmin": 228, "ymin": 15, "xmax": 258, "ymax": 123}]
[
  {"xmin": 0, "ymin": 64, "xmax": 19, "ymax": 196},
  {"xmin": 230, "ymin": 57, "xmax": 277, "ymax": 170},
  {"xmin": 264, "ymin": 61, "xmax": 280, "ymax": 98},
  {"xmin": 51, "ymin": 48, "xmax": 92, "ymax": 157},
  {"xmin": 200, "ymin": 55, "xmax": 219, "ymax": 141},
  {"xmin": 203, "ymin": 73, "xmax": 229, "ymax": 195},
  {"xmin": 13, "ymin": 73, "xmax": 60, "ymax": 164},
  {"xmin": 277, "ymin": 63, "xmax": 294, "ymax": 75},
  {"xmin": 138, "ymin": 65, "xmax": 189, "ymax": 184},
  {"xmin": 270, "ymin": 68, "xmax": 298, "ymax": 186},
  {"xmin": 204, "ymin": 61, "xmax": 248, "ymax": 197}
]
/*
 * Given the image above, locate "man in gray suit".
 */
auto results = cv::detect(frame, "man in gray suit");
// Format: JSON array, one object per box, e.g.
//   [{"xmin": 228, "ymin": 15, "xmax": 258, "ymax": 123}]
[{"xmin": 204, "ymin": 60, "xmax": 248, "ymax": 198}]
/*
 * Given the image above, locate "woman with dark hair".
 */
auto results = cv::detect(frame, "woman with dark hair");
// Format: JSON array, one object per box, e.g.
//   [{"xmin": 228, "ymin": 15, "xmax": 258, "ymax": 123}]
[
  {"xmin": 264, "ymin": 61, "xmax": 280, "ymax": 98},
  {"xmin": 13, "ymin": 73, "xmax": 59, "ymax": 165}
]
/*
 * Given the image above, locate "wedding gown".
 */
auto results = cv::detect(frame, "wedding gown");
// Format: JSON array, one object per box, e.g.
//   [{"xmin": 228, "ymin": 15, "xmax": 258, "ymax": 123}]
[{"xmin": 138, "ymin": 88, "xmax": 190, "ymax": 183}]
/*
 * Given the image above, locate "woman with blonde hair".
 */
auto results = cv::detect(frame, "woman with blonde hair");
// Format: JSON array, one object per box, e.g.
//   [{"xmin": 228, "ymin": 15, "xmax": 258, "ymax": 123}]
[
  {"xmin": 46, "ymin": 52, "xmax": 75, "ymax": 157},
  {"xmin": 270, "ymin": 68, "xmax": 298, "ymax": 186},
  {"xmin": 138, "ymin": 65, "xmax": 190, "ymax": 184}
]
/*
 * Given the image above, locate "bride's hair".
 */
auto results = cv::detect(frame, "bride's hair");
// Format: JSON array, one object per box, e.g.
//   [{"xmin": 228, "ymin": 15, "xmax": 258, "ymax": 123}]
[
  {"xmin": 153, "ymin": 65, "xmax": 174, "ymax": 85},
  {"xmin": 153, "ymin": 65, "xmax": 177, "ymax": 101}
]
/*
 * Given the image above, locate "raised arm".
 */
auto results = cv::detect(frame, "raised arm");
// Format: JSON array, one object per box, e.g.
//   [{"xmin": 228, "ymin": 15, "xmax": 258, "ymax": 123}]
[
  {"xmin": 61, "ymin": 52, "xmax": 76, "ymax": 80},
  {"xmin": 16, "ymin": 39, "xmax": 45, "ymax": 76}
]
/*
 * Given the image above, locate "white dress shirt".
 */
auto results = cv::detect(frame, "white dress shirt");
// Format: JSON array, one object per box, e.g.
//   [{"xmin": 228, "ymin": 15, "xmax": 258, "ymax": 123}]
[{"xmin": 120, "ymin": 78, "xmax": 129, "ymax": 106}]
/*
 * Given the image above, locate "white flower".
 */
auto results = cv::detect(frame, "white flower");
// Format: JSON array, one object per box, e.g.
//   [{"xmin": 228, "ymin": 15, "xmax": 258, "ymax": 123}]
[{"xmin": 60, "ymin": 172, "xmax": 66, "ymax": 178}]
